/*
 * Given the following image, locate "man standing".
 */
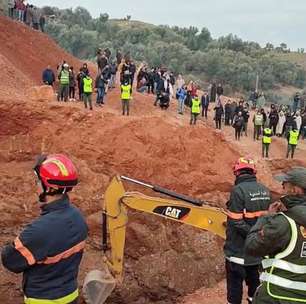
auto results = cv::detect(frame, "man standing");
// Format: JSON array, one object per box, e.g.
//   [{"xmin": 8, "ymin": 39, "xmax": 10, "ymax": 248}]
[
  {"xmin": 286, "ymin": 127, "xmax": 299, "ymax": 159},
  {"xmin": 269, "ymin": 105, "xmax": 279, "ymax": 136},
  {"xmin": 253, "ymin": 109, "xmax": 264, "ymax": 140},
  {"xmin": 1, "ymin": 154, "xmax": 88, "ymax": 304},
  {"xmin": 224, "ymin": 158, "xmax": 271, "ymax": 304},
  {"xmin": 121, "ymin": 79, "xmax": 132, "ymax": 116},
  {"xmin": 293, "ymin": 92, "xmax": 300, "ymax": 113},
  {"xmin": 201, "ymin": 91, "xmax": 210, "ymax": 119},
  {"xmin": 216, "ymin": 83, "xmax": 224, "ymax": 98},
  {"xmin": 42, "ymin": 65, "xmax": 55, "ymax": 86},
  {"xmin": 190, "ymin": 95, "xmax": 201, "ymax": 125},
  {"xmin": 8, "ymin": 0, "xmax": 15, "ymax": 18},
  {"xmin": 246, "ymin": 167, "xmax": 306, "ymax": 304},
  {"xmin": 214, "ymin": 98, "xmax": 224, "ymax": 129},
  {"xmin": 95, "ymin": 72, "xmax": 107, "ymax": 106},
  {"xmin": 57, "ymin": 63, "xmax": 69, "ymax": 102},
  {"xmin": 262, "ymin": 127, "xmax": 272, "ymax": 158},
  {"xmin": 83, "ymin": 73, "xmax": 93, "ymax": 110}
]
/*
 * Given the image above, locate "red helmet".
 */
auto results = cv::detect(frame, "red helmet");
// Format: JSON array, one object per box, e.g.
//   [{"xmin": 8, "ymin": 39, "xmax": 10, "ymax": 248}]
[
  {"xmin": 34, "ymin": 154, "xmax": 78, "ymax": 189},
  {"xmin": 233, "ymin": 157, "xmax": 256, "ymax": 176}
]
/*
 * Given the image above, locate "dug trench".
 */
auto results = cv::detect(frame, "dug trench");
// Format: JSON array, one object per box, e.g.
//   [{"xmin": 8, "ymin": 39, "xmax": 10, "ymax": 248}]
[{"xmin": 1, "ymin": 94, "xmax": 305, "ymax": 304}]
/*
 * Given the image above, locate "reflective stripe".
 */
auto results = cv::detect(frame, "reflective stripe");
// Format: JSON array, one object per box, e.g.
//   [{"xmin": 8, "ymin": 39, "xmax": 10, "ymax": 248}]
[
  {"xmin": 244, "ymin": 210, "xmax": 268, "ymax": 218},
  {"xmin": 43, "ymin": 159, "xmax": 69, "ymax": 176},
  {"xmin": 24, "ymin": 289, "xmax": 78, "ymax": 304},
  {"xmin": 14, "ymin": 237, "xmax": 36, "ymax": 266},
  {"xmin": 275, "ymin": 214, "xmax": 298, "ymax": 259},
  {"xmin": 227, "ymin": 257, "xmax": 245, "ymax": 265},
  {"xmin": 226, "ymin": 211, "xmax": 243, "ymax": 220},
  {"xmin": 260, "ymin": 272, "xmax": 306, "ymax": 291},
  {"xmin": 262, "ymin": 259, "xmax": 306, "ymax": 274},
  {"xmin": 38, "ymin": 241, "xmax": 85, "ymax": 265}
]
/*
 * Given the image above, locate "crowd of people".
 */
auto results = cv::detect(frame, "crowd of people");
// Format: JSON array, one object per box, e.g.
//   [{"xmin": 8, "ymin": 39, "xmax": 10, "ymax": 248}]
[
  {"xmin": 7, "ymin": 0, "xmax": 46, "ymax": 31},
  {"xmin": 41, "ymin": 48, "xmax": 306, "ymax": 158}
]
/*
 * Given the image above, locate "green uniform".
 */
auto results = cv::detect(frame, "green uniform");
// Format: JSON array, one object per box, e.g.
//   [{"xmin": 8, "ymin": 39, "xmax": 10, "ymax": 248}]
[{"xmin": 245, "ymin": 195, "xmax": 306, "ymax": 304}]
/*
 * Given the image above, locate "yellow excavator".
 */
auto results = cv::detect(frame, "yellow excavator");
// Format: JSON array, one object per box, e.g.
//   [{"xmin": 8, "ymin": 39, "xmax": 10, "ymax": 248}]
[{"xmin": 83, "ymin": 175, "xmax": 227, "ymax": 304}]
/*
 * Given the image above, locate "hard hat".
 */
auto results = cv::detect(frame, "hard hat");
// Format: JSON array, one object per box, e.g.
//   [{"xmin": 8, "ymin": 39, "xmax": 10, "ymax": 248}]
[
  {"xmin": 233, "ymin": 157, "xmax": 256, "ymax": 176},
  {"xmin": 34, "ymin": 154, "xmax": 78, "ymax": 189}
]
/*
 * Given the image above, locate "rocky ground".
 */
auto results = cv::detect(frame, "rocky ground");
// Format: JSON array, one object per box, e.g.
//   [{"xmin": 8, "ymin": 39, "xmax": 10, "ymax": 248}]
[{"xmin": 0, "ymin": 15, "xmax": 305, "ymax": 304}]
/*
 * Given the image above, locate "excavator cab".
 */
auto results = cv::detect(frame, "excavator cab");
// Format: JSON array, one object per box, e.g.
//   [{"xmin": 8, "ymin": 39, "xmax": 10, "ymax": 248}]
[{"xmin": 83, "ymin": 175, "xmax": 227, "ymax": 304}]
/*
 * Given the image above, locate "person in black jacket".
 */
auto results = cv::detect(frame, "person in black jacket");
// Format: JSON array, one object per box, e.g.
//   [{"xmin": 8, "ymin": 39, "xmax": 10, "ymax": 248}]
[
  {"xmin": 216, "ymin": 83, "xmax": 224, "ymax": 97},
  {"xmin": 42, "ymin": 65, "xmax": 55, "ymax": 86},
  {"xmin": 224, "ymin": 158, "xmax": 271, "ymax": 304},
  {"xmin": 1, "ymin": 154, "xmax": 88, "ymax": 304},
  {"xmin": 242, "ymin": 106, "xmax": 250, "ymax": 136},
  {"xmin": 210, "ymin": 82, "xmax": 217, "ymax": 102},
  {"xmin": 201, "ymin": 91, "xmax": 210, "ymax": 118},
  {"xmin": 269, "ymin": 105, "xmax": 279, "ymax": 135},
  {"xmin": 214, "ymin": 98, "xmax": 224, "ymax": 129}
]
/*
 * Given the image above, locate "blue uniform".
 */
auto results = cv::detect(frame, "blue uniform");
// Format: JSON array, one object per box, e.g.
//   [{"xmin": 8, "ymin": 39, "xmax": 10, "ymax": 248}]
[{"xmin": 1, "ymin": 195, "xmax": 88, "ymax": 303}]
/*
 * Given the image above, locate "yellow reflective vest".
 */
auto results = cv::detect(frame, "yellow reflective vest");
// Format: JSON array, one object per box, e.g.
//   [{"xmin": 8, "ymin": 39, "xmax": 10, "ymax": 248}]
[
  {"xmin": 60, "ymin": 70, "xmax": 69, "ymax": 85},
  {"xmin": 83, "ymin": 77, "xmax": 93, "ymax": 93},
  {"xmin": 263, "ymin": 128, "xmax": 272, "ymax": 144},
  {"xmin": 289, "ymin": 130, "xmax": 299, "ymax": 145},
  {"xmin": 191, "ymin": 98, "xmax": 200, "ymax": 114},
  {"xmin": 121, "ymin": 84, "xmax": 131, "ymax": 100}
]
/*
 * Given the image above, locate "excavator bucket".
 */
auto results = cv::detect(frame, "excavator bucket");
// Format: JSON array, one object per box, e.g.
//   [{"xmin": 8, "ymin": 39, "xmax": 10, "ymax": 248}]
[{"xmin": 83, "ymin": 268, "xmax": 116, "ymax": 304}]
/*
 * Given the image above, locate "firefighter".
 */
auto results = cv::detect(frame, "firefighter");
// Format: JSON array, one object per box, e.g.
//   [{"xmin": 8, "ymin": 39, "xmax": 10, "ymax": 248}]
[
  {"xmin": 246, "ymin": 167, "xmax": 306, "ymax": 304},
  {"xmin": 121, "ymin": 79, "xmax": 132, "ymax": 116},
  {"xmin": 1, "ymin": 154, "xmax": 88, "ymax": 304},
  {"xmin": 224, "ymin": 157, "xmax": 272, "ymax": 304}
]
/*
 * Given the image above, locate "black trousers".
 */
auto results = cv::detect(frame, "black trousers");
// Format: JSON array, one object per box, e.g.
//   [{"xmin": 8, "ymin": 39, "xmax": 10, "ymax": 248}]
[
  {"xmin": 226, "ymin": 260, "xmax": 260, "ymax": 304},
  {"xmin": 202, "ymin": 106, "xmax": 208, "ymax": 118},
  {"xmin": 215, "ymin": 117, "xmax": 222, "ymax": 129},
  {"xmin": 69, "ymin": 86, "xmax": 75, "ymax": 99}
]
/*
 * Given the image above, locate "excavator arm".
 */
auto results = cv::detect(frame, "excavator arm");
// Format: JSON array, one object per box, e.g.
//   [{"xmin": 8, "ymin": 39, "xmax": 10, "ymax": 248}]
[
  {"xmin": 103, "ymin": 175, "xmax": 226, "ymax": 278},
  {"xmin": 83, "ymin": 175, "xmax": 227, "ymax": 304}
]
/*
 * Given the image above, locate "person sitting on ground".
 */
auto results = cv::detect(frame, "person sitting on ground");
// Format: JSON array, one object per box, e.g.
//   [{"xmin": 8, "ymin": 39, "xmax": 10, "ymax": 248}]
[
  {"xmin": 42, "ymin": 65, "xmax": 55, "ymax": 86},
  {"xmin": 190, "ymin": 95, "xmax": 201, "ymax": 125}
]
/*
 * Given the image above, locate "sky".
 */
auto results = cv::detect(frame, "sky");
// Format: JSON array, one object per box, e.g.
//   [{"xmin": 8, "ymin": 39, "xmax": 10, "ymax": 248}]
[{"xmin": 31, "ymin": 0, "xmax": 306, "ymax": 50}]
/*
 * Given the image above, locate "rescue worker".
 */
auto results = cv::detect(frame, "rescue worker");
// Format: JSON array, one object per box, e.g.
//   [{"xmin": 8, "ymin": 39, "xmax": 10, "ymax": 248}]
[
  {"xmin": 253, "ymin": 109, "xmax": 264, "ymax": 141},
  {"xmin": 262, "ymin": 127, "xmax": 272, "ymax": 158},
  {"xmin": 83, "ymin": 73, "xmax": 93, "ymax": 110},
  {"xmin": 1, "ymin": 154, "xmax": 88, "ymax": 304},
  {"xmin": 121, "ymin": 79, "xmax": 132, "ymax": 116},
  {"xmin": 286, "ymin": 127, "xmax": 299, "ymax": 159},
  {"xmin": 245, "ymin": 167, "xmax": 306, "ymax": 304},
  {"xmin": 57, "ymin": 63, "xmax": 70, "ymax": 102},
  {"xmin": 190, "ymin": 95, "xmax": 201, "ymax": 125},
  {"xmin": 224, "ymin": 157, "xmax": 271, "ymax": 304}
]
